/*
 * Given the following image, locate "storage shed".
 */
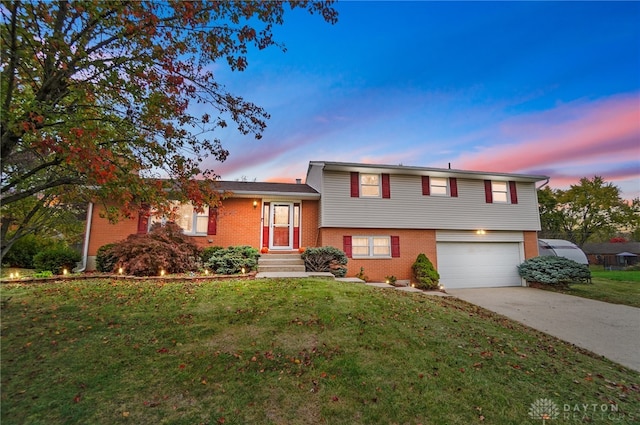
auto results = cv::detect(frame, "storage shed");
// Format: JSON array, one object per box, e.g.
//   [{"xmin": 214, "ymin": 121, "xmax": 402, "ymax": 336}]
[{"xmin": 538, "ymin": 239, "xmax": 589, "ymax": 265}]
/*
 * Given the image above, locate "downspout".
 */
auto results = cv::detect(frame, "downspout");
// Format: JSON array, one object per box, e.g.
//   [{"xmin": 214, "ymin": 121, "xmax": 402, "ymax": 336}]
[
  {"xmin": 536, "ymin": 178, "xmax": 550, "ymax": 189},
  {"xmin": 75, "ymin": 202, "xmax": 93, "ymax": 272}
]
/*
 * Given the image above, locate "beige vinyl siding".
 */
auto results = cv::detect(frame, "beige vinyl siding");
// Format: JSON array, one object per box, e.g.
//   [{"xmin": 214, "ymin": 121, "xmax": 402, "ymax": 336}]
[
  {"xmin": 305, "ymin": 163, "xmax": 325, "ymax": 228},
  {"xmin": 436, "ymin": 230, "xmax": 524, "ymax": 242},
  {"xmin": 319, "ymin": 171, "xmax": 541, "ymax": 231}
]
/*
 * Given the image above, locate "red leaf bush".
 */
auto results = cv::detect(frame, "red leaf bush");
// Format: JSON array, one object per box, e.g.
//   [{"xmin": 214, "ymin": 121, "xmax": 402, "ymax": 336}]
[{"xmin": 105, "ymin": 223, "xmax": 201, "ymax": 276}]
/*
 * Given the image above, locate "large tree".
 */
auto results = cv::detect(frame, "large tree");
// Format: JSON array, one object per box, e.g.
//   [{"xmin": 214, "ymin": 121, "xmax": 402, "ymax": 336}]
[
  {"xmin": 1, "ymin": 1, "xmax": 338, "ymax": 259},
  {"xmin": 538, "ymin": 176, "xmax": 640, "ymax": 246}
]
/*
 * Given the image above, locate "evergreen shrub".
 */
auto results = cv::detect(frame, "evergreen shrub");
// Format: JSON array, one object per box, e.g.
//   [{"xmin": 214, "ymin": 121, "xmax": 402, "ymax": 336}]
[
  {"xmin": 204, "ymin": 246, "xmax": 259, "ymax": 274},
  {"xmin": 3, "ymin": 234, "xmax": 57, "ymax": 269},
  {"xmin": 411, "ymin": 253, "xmax": 440, "ymax": 290},
  {"xmin": 33, "ymin": 246, "xmax": 81, "ymax": 275},
  {"xmin": 95, "ymin": 243, "xmax": 118, "ymax": 273},
  {"xmin": 518, "ymin": 256, "xmax": 591, "ymax": 285},
  {"xmin": 301, "ymin": 246, "xmax": 348, "ymax": 277}
]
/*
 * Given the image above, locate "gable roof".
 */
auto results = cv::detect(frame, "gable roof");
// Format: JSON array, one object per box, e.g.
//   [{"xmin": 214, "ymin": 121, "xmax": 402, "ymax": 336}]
[
  {"xmin": 309, "ymin": 161, "xmax": 549, "ymax": 183},
  {"xmin": 582, "ymin": 242, "xmax": 640, "ymax": 255},
  {"xmin": 216, "ymin": 181, "xmax": 319, "ymax": 199}
]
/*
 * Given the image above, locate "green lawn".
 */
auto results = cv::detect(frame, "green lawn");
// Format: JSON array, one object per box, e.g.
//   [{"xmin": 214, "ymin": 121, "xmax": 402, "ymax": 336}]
[
  {"xmin": 1, "ymin": 278, "xmax": 638, "ymax": 424},
  {"xmin": 540, "ymin": 270, "xmax": 640, "ymax": 308}
]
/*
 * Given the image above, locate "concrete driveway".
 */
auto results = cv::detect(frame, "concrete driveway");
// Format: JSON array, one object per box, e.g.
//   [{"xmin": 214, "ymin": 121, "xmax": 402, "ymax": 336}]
[{"xmin": 446, "ymin": 287, "xmax": 640, "ymax": 373}]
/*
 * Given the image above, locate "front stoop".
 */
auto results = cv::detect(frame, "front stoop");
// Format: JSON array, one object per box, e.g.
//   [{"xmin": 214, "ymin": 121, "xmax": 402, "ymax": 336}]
[{"xmin": 257, "ymin": 253, "xmax": 306, "ymax": 273}]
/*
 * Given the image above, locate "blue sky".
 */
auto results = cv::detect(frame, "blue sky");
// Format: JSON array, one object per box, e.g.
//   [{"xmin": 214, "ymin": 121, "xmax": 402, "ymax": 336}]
[{"xmin": 201, "ymin": 1, "xmax": 640, "ymax": 200}]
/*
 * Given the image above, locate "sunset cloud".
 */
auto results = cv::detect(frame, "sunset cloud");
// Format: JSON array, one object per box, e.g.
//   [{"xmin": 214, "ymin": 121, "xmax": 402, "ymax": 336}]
[{"xmin": 456, "ymin": 94, "xmax": 640, "ymax": 174}]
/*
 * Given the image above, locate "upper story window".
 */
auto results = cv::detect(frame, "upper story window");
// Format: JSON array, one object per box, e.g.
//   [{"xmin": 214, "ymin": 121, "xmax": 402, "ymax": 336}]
[
  {"xmin": 421, "ymin": 176, "xmax": 458, "ymax": 197},
  {"xmin": 350, "ymin": 172, "xmax": 391, "ymax": 198},
  {"xmin": 491, "ymin": 181, "xmax": 509, "ymax": 203},
  {"xmin": 360, "ymin": 173, "xmax": 380, "ymax": 197},
  {"xmin": 150, "ymin": 201, "xmax": 208, "ymax": 235},
  {"xmin": 430, "ymin": 177, "xmax": 449, "ymax": 196},
  {"xmin": 484, "ymin": 180, "xmax": 518, "ymax": 204}
]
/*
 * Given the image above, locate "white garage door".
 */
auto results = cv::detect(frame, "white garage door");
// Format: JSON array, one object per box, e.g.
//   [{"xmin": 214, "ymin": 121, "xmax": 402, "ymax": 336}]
[{"xmin": 436, "ymin": 242, "xmax": 523, "ymax": 289}]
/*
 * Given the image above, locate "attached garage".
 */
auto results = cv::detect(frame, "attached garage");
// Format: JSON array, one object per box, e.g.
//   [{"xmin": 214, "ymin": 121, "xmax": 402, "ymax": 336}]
[{"xmin": 436, "ymin": 231, "xmax": 525, "ymax": 289}]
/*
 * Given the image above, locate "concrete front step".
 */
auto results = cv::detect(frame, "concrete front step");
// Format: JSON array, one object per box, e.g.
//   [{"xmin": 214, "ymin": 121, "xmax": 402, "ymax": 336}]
[
  {"xmin": 256, "ymin": 271, "xmax": 335, "ymax": 279},
  {"xmin": 258, "ymin": 253, "xmax": 305, "ymax": 273},
  {"xmin": 258, "ymin": 258, "xmax": 304, "ymax": 266},
  {"xmin": 258, "ymin": 264, "xmax": 306, "ymax": 273}
]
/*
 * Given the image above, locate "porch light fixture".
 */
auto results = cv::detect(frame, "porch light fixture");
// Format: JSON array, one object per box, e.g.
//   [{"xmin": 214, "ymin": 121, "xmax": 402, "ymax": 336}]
[
  {"xmin": 253, "ymin": 200, "xmax": 258, "ymax": 208},
  {"xmin": 476, "ymin": 229, "xmax": 486, "ymax": 235}
]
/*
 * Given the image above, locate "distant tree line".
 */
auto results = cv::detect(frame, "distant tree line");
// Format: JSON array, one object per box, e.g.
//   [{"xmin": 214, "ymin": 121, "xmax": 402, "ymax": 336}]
[{"xmin": 538, "ymin": 176, "xmax": 640, "ymax": 246}]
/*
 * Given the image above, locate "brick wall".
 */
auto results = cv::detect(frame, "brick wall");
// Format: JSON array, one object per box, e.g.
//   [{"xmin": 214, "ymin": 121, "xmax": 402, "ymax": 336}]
[
  {"xmin": 87, "ymin": 204, "xmax": 138, "ymax": 255},
  {"xmin": 523, "ymin": 231, "xmax": 539, "ymax": 259},
  {"xmin": 87, "ymin": 198, "xmax": 321, "ymax": 269},
  {"xmin": 200, "ymin": 198, "xmax": 261, "ymax": 249},
  {"xmin": 318, "ymin": 228, "xmax": 437, "ymax": 282},
  {"xmin": 301, "ymin": 200, "xmax": 320, "ymax": 249}
]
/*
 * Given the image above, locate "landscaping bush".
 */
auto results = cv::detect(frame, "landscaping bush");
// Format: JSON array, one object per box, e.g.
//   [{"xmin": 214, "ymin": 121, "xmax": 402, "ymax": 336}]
[
  {"xmin": 204, "ymin": 245, "xmax": 260, "ymax": 274},
  {"xmin": 411, "ymin": 253, "xmax": 440, "ymax": 290},
  {"xmin": 33, "ymin": 245, "xmax": 81, "ymax": 275},
  {"xmin": 200, "ymin": 246, "xmax": 224, "ymax": 263},
  {"xmin": 301, "ymin": 246, "xmax": 348, "ymax": 277},
  {"xmin": 95, "ymin": 243, "xmax": 118, "ymax": 273},
  {"xmin": 518, "ymin": 256, "xmax": 591, "ymax": 286},
  {"xmin": 2, "ymin": 234, "xmax": 58, "ymax": 269},
  {"xmin": 107, "ymin": 223, "xmax": 201, "ymax": 276}
]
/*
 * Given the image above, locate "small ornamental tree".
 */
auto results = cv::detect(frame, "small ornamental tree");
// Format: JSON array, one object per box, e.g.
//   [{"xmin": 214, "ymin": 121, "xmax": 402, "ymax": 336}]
[
  {"xmin": 411, "ymin": 253, "xmax": 440, "ymax": 290},
  {"xmin": 517, "ymin": 256, "xmax": 591, "ymax": 286},
  {"xmin": 106, "ymin": 223, "xmax": 201, "ymax": 276},
  {"xmin": 301, "ymin": 246, "xmax": 348, "ymax": 277}
]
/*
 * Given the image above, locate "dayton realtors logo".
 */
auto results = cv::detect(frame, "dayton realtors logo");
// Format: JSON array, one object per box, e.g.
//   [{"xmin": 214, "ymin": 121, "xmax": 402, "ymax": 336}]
[
  {"xmin": 528, "ymin": 398, "xmax": 635, "ymax": 423},
  {"xmin": 528, "ymin": 398, "xmax": 560, "ymax": 424}
]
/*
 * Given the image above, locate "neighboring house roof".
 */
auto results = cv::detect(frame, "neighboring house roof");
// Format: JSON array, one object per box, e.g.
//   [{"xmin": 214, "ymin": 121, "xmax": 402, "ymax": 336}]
[
  {"xmin": 216, "ymin": 181, "xmax": 320, "ymax": 199},
  {"xmin": 582, "ymin": 242, "xmax": 640, "ymax": 255},
  {"xmin": 308, "ymin": 161, "xmax": 549, "ymax": 183}
]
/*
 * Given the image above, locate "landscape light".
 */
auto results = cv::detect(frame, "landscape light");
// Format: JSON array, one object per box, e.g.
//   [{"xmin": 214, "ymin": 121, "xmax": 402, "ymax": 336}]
[
  {"xmin": 63, "ymin": 268, "xmax": 68, "ymax": 275},
  {"xmin": 118, "ymin": 267, "xmax": 123, "ymax": 275},
  {"xmin": 160, "ymin": 269, "xmax": 165, "ymax": 277}
]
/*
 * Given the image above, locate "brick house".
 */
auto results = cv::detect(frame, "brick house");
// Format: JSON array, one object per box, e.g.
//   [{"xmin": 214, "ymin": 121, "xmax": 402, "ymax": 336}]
[{"xmin": 82, "ymin": 161, "xmax": 548, "ymax": 288}]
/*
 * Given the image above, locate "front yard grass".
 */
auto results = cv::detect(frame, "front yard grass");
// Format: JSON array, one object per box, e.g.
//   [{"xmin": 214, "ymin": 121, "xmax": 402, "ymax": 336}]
[
  {"xmin": 1, "ymin": 278, "xmax": 638, "ymax": 424},
  {"xmin": 538, "ymin": 270, "xmax": 640, "ymax": 308}
]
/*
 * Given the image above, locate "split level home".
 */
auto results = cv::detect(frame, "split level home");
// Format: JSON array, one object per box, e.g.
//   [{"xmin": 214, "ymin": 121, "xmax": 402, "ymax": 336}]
[{"xmin": 83, "ymin": 161, "xmax": 549, "ymax": 289}]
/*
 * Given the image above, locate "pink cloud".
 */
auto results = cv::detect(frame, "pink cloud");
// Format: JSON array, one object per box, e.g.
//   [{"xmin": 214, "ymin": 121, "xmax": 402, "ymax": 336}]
[{"xmin": 457, "ymin": 94, "xmax": 640, "ymax": 174}]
